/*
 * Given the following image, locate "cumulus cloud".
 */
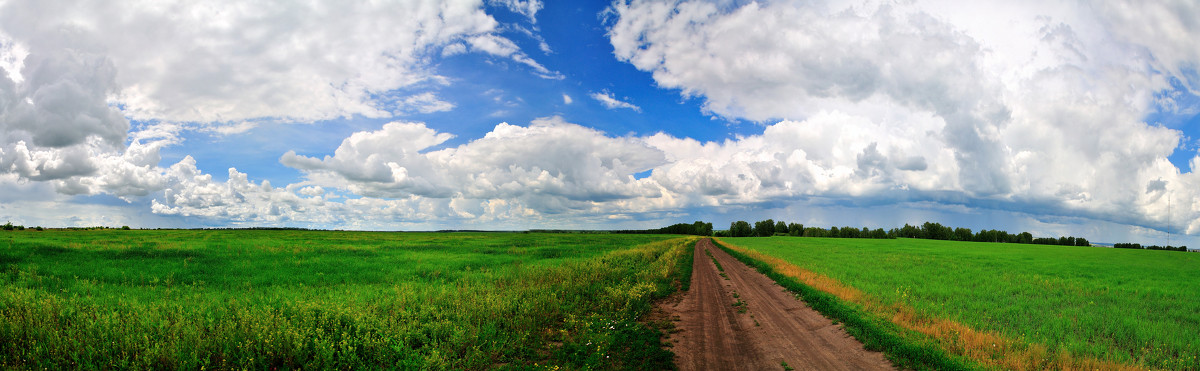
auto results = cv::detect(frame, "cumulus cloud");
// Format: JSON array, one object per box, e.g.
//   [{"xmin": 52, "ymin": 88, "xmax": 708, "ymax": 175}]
[
  {"xmin": 609, "ymin": 0, "xmax": 1013, "ymax": 195},
  {"xmin": 282, "ymin": 117, "xmax": 666, "ymax": 207},
  {"xmin": 2, "ymin": 0, "xmax": 1199, "ymax": 238},
  {"xmin": 562, "ymin": 93, "xmax": 573, "ymax": 104},
  {"xmin": 137, "ymin": 118, "xmax": 673, "ymax": 228},
  {"xmin": 0, "ymin": 0, "xmax": 555, "ymax": 124},
  {"xmin": 45, "ymin": 111, "xmax": 1191, "ymax": 236},
  {"xmin": 607, "ymin": 0, "xmax": 1200, "ymax": 234},
  {"xmin": 0, "ymin": 31, "xmax": 131, "ymax": 185},
  {"xmin": 590, "ymin": 91, "xmax": 642, "ymax": 112},
  {"xmin": 0, "ymin": 0, "xmax": 565, "ymax": 225}
]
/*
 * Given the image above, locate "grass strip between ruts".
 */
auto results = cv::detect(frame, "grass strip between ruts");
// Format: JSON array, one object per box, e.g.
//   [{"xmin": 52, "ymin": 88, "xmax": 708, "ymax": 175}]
[{"xmin": 710, "ymin": 238, "xmax": 978, "ymax": 371}]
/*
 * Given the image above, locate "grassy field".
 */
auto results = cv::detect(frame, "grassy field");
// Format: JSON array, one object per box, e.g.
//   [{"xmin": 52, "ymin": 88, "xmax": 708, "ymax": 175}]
[
  {"xmin": 720, "ymin": 237, "xmax": 1200, "ymax": 370},
  {"xmin": 0, "ymin": 229, "xmax": 696, "ymax": 369}
]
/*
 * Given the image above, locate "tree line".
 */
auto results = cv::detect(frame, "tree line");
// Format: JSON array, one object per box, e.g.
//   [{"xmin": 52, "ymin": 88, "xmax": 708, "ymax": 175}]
[
  {"xmin": 892, "ymin": 222, "xmax": 1091, "ymax": 246},
  {"xmin": 3, "ymin": 222, "xmax": 43, "ymax": 231},
  {"xmin": 612, "ymin": 221, "xmax": 714, "ymax": 236},
  {"xmin": 716, "ymin": 219, "xmax": 891, "ymax": 239},
  {"xmin": 714, "ymin": 219, "xmax": 1098, "ymax": 247},
  {"xmin": 1113, "ymin": 243, "xmax": 1188, "ymax": 252}
]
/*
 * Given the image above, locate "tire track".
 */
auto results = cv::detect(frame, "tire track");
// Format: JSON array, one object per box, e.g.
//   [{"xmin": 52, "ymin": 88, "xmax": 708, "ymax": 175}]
[{"xmin": 664, "ymin": 239, "xmax": 894, "ymax": 370}]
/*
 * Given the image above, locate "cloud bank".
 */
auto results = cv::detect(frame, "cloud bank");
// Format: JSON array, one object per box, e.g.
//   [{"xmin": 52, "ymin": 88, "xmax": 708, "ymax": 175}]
[
  {"xmin": 0, "ymin": 0, "xmax": 1198, "ymax": 239},
  {"xmin": 601, "ymin": 0, "xmax": 1200, "ymax": 235},
  {"xmin": 0, "ymin": 0, "xmax": 554, "ymax": 124}
]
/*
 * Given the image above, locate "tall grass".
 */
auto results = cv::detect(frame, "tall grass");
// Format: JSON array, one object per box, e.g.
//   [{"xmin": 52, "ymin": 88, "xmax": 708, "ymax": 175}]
[
  {"xmin": 721, "ymin": 237, "xmax": 1200, "ymax": 370},
  {"xmin": 0, "ymin": 230, "xmax": 696, "ymax": 369}
]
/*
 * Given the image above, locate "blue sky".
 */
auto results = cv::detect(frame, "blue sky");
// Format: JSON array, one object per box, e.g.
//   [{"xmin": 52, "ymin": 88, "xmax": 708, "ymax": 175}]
[{"xmin": 1, "ymin": 0, "xmax": 1199, "ymax": 247}]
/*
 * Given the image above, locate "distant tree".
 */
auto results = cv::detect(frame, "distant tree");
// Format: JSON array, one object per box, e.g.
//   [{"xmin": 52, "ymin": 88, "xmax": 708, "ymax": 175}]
[
  {"xmin": 730, "ymin": 221, "xmax": 753, "ymax": 237},
  {"xmin": 1017, "ymin": 232, "xmax": 1033, "ymax": 244},
  {"xmin": 775, "ymin": 221, "xmax": 789, "ymax": 235},
  {"xmin": 1032, "ymin": 237, "xmax": 1057, "ymax": 245},
  {"xmin": 2, "ymin": 222, "xmax": 13, "ymax": 231},
  {"xmin": 838, "ymin": 226, "xmax": 855, "ymax": 238},
  {"xmin": 121, "ymin": 226, "xmax": 131, "ymax": 230},
  {"xmin": 873, "ymin": 228, "xmax": 890, "ymax": 239},
  {"xmin": 787, "ymin": 223, "xmax": 803, "ymax": 236},
  {"xmin": 753, "ymin": 219, "xmax": 776, "ymax": 237},
  {"xmin": 953, "ymin": 227, "xmax": 973, "ymax": 241}
]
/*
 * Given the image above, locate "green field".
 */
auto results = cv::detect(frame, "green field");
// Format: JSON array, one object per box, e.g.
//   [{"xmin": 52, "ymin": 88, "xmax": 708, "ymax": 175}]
[
  {"xmin": 0, "ymin": 230, "xmax": 695, "ymax": 369},
  {"xmin": 722, "ymin": 237, "xmax": 1200, "ymax": 370}
]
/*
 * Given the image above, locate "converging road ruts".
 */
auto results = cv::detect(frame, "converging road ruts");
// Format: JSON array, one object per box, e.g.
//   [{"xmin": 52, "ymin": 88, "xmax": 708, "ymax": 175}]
[{"xmin": 663, "ymin": 239, "xmax": 895, "ymax": 371}]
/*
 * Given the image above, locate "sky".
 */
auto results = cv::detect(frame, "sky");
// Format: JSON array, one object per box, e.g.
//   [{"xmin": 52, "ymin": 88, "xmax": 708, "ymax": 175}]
[{"xmin": 0, "ymin": 0, "xmax": 1198, "ymax": 246}]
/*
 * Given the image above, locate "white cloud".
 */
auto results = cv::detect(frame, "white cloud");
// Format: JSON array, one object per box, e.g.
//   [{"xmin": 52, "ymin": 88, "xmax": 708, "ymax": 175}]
[
  {"xmin": 151, "ymin": 156, "xmax": 342, "ymax": 224},
  {"xmin": 467, "ymin": 34, "xmax": 563, "ymax": 79},
  {"xmin": 0, "ymin": 0, "xmax": 552, "ymax": 124},
  {"xmin": 24, "ymin": 111, "xmax": 1180, "ymax": 238},
  {"xmin": 0, "ymin": 35, "xmax": 133, "ymax": 187},
  {"xmin": 146, "ymin": 118, "xmax": 673, "ymax": 228},
  {"xmin": 398, "ymin": 92, "xmax": 455, "ymax": 115},
  {"xmin": 0, "ymin": 44, "xmax": 128, "ymax": 149},
  {"xmin": 441, "ymin": 43, "xmax": 468, "ymax": 57},
  {"xmin": 488, "ymin": 0, "xmax": 543, "ymax": 23},
  {"xmin": 3, "ymin": 0, "xmax": 1199, "ymax": 239},
  {"xmin": 607, "ymin": 0, "xmax": 1200, "ymax": 235},
  {"xmin": 590, "ymin": 91, "xmax": 641, "ymax": 112},
  {"xmin": 282, "ymin": 117, "xmax": 666, "ymax": 204},
  {"xmin": 562, "ymin": 93, "xmax": 573, "ymax": 104},
  {"xmin": 0, "ymin": 0, "xmax": 558, "ymax": 221},
  {"xmin": 0, "ymin": 33, "xmax": 26, "ymax": 83}
]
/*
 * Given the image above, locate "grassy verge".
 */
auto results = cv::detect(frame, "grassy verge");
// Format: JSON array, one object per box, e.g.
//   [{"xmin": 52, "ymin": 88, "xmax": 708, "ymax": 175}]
[
  {"xmin": 712, "ymin": 238, "xmax": 977, "ymax": 371},
  {"xmin": 0, "ymin": 230, "xmax": 695, "ymax": 369},
  {"xmin": 676, "ymin": 238, "xmax": 696, "ymax": 293}
]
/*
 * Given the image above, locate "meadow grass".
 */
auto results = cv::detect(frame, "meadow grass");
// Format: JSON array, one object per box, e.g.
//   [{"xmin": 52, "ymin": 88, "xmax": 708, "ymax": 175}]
[
  {"xmin": 0, "ymin": 229, "xmax": 696, "ymax": 369},
  {"xmin": 720, "ymin": 237, "xmax": 1200, "ymax": 370}
]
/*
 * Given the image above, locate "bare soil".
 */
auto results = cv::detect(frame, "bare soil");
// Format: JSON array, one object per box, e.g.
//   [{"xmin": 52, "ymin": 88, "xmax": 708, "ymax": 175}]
[{"xmin": 661, "ymin": 239, "xmax": 895, "ymax": 371}]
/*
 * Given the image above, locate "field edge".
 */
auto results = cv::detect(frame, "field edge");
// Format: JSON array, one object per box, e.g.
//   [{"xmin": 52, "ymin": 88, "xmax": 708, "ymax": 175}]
[
  {"xmin": 713, "ymin": 238, "xmax": 1157, "ymax": 371},
  {"xmin": 711, "ymin": 238, "xmax": 978, "ymax": 371}
]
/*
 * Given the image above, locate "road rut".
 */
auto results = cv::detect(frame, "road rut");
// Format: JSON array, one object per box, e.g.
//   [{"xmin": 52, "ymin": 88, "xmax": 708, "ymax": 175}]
[{"xmin": 663, "ymin": 239, "xmax": 895, "ymax": 370}]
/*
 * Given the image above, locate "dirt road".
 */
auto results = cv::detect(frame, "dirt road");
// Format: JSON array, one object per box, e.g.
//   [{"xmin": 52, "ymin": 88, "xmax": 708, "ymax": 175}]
[{"xmin": 663, "ymin": 239, "xmax": 894, "ymax": 371}]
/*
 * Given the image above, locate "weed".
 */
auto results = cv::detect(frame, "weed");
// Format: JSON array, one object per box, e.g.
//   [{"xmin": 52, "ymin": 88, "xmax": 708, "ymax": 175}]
[
  {"xmin": 704, "ymin": 248, "xmax": 725, "ymax": 272},
  {"xmin": 732, "ymin": 299, "xmax": 748, "ymax": 314}
]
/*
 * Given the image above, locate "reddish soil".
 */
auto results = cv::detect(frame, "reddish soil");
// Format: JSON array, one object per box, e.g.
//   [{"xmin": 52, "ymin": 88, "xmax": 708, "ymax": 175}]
[{"xmin": 662, "ymin": 239, "xmax": 895, "ymax": 371}]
